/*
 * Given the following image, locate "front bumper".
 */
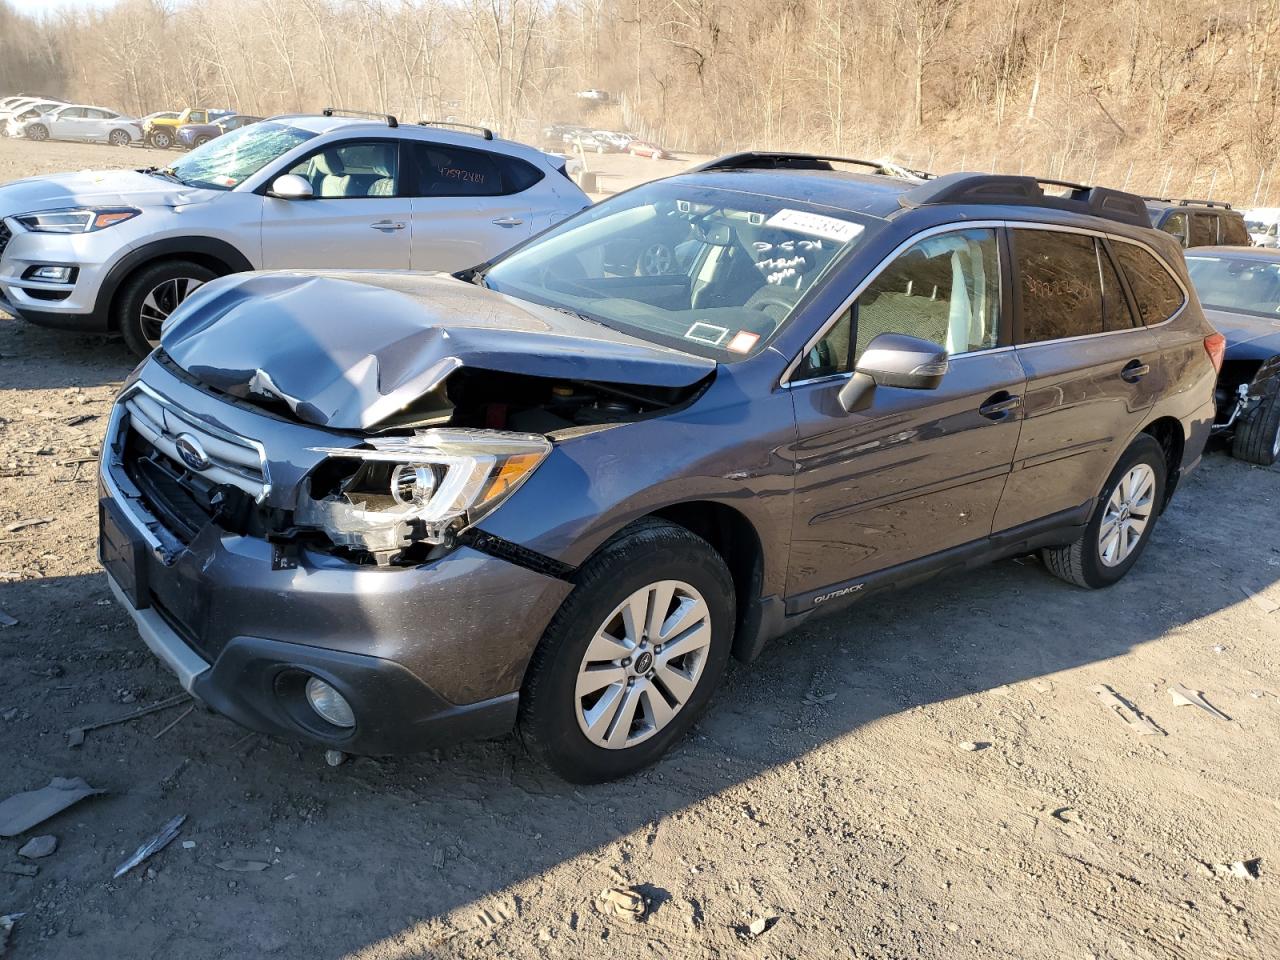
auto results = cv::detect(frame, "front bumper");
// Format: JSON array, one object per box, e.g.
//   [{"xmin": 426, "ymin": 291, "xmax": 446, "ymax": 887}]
[
  {"xmin": 98, "ymin": 373, "xmax": 574, "ymax": 755},
  {"xmin": 0, "ymin": 215, "xmax": 120, "ymax": 330}
]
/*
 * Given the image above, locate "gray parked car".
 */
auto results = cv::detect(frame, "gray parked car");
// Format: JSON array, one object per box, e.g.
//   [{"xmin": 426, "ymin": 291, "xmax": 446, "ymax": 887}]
[{"xmin": 99, "ymin": 156, "xmax": 1219, "ymax": 782}]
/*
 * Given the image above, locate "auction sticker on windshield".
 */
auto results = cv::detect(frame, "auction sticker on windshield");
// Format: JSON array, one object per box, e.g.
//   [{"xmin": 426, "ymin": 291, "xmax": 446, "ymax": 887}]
[{"xmin": 765, "ymin": 209, "xmax": 865, "ymax": 244}]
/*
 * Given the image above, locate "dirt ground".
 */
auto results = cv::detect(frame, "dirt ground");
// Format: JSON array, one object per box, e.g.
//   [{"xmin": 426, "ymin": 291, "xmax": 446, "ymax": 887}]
[{"xmin": 1, "ymin": 136, "xmax": 1278, "ymax": 960}]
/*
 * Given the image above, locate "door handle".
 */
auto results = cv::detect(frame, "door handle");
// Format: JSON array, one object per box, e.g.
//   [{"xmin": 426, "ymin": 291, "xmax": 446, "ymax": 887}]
[
  {"xmin": 1120, "ymin": 360, "xmax": 1150, "ymax": 383},
  {"xmin": 491, "ymin": 216, "xmax": 524, "ymax": 227},
  {"xmin": 370, "ymin": 220, "xmax": 405, "ymax": 232},
  {"xmin": 978, "ymin": 391, "xmax": 1021, "ymax": 420}
]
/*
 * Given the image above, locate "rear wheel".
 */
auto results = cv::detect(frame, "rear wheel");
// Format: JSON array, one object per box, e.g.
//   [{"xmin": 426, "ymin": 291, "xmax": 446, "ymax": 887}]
[
  {"xmin": 194, "ymin": 135, "xmax": 211, "ymax": 148},
  {"xmin": 1041, "ymin": 434, "xmax": 1167, "ymax": 589},
  {"xmin": 1231, "ymin": 394, "xmax": 1280, "ymax": 466},
  {"xmin": 108, "ymin": 129, "xmax": 131, "ymax": 147},
  {"xmin": 26, "ymin": 124, "xmax": 48, "ymax": 142},
  {"xmin": 518, "ymin": 519, "xmax": 735, "ymax": 783},
  {"xmin": 115, "ymin": 260, "xmax": 217, "ymax": 357}
]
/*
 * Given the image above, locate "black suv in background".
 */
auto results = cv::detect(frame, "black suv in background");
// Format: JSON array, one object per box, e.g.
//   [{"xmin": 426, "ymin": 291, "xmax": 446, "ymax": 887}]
[
  {"xmin": 100, "ymin": 156, "xmax": 1221, "ymax": 782},
  {"xmin": 1146, "ymin": 197, "xmax": 1250, "ymax": 248}
]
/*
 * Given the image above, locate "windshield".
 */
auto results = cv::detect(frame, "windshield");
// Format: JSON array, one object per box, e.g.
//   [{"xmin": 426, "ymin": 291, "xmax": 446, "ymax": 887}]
[
  {"xmin": 1187, "ymin": 255, "xmax": 1280, "ymax": 317},
  {"xmin": 480, "ymin": 181, "xmax": 874, "ymax": 359},
  {"xmin": 166, "ymin": 121, "xmax": 316, "ymax": 190}
]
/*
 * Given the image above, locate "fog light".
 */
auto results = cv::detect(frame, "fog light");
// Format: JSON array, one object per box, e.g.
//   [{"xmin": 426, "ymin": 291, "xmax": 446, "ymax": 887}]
[
  {"xmin": 30, "ymin": 265, "xmax": 73, "ymax": 283},
  {"xmin": 305, "ymin": 677, "xmax": 355, "ymax": 728}
]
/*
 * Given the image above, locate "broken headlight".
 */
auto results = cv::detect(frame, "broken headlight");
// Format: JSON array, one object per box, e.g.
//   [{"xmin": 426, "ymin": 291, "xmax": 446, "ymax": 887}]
[{"xmin": 298, "ymin": 428, "xmax": 551, "ymax": 563}]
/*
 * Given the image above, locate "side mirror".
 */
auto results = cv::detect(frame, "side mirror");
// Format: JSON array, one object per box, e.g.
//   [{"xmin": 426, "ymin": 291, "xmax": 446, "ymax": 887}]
[
  {"xmin": 268, "ymin": 174, "xmax": 313, "ymax": 200},
  {"xmin": 838, "ymin": 332, "xmax": 948, "ymax": 412}
]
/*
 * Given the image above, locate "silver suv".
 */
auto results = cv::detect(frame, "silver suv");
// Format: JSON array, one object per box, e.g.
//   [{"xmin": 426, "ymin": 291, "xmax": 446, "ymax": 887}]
[{"xmin": 0, "ymin": 112, "xmax": 589, "ymax": 354}]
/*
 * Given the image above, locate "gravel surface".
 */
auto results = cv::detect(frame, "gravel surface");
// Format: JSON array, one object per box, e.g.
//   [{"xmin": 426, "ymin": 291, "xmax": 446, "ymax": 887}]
[{"xmin": 0, "ymin": 138, "xmax": 1277, "ymax": 959}]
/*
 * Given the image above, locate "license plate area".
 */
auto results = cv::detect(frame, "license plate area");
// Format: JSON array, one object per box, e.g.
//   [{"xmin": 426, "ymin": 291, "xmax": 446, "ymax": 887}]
[{"xmin": 99, "ymin": 499, "xmax": 150, "ymax": 608}]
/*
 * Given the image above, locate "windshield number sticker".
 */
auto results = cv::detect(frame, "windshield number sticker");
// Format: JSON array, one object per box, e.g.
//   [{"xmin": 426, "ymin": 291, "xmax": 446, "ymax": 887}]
[
  {"xmin": 766, "ymin": 209, "xmax": 864, "ymax": 244},
  {"xmin": 686, "ymin": 321, "xmax": 729, "ymax": 346},
  {"xmin": 726, "ymin": 331, "xmax": 760, "ymax": 354}
]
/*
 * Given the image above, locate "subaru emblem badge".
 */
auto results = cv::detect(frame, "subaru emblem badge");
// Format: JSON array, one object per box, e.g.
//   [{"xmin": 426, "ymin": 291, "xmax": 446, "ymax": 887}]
[{"xmin": 175, "ymin": 433, "xmax": 211, "ymax": 471}]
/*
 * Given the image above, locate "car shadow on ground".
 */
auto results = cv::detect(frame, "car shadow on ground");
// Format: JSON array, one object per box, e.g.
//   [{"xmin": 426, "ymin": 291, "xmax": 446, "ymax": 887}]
[
  {"xmin": 1, "ymin": 449, "xmax": 1273, "ymax": 958},
  {"xmin": 0, "ymin": 314, "xmax": 136, "ymax": 390}
]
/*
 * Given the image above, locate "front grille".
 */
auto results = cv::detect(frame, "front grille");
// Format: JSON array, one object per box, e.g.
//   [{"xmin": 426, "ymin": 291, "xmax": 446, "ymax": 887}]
[
  {"xmin": 123, "ymin": 387, "xmax": 270, "ymax": 502},
  {"xmin": 0, "ymin": 220, "xmax": 10, "ymax": 259}
]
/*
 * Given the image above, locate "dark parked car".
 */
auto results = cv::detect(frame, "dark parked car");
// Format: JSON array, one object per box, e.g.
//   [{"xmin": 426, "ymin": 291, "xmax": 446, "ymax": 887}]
[
  {"xmin": 1185, "ymin": 246, "xmax": 1280, "ymax": 463},
  {"xmin": 1146, "ymin": 197, "xmax": 1250, "ymax": 248},
  {"xmin": 99, "ymin": 156, "xmax": 1219, "ymax": 782},
  {"xmin": 176, "ymin": 113, "xmax": 261, "ymax": 150}
]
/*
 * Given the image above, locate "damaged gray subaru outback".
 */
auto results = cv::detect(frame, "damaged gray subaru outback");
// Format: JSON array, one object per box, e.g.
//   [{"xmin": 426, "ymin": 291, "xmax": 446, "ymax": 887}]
[{"xmin": 99, "ymin": 154, "xmax": 1220, "ymax": 782}]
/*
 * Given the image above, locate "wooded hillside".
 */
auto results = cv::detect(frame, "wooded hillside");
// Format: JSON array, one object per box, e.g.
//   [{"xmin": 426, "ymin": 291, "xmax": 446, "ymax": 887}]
[{"xmin": 3, "ymin": 0, "xmax": 1279, "ymax": 205}]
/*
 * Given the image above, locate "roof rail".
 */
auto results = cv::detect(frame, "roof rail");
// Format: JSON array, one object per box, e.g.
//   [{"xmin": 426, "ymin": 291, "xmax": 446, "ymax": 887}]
[
  {"xmin": 418, "ymin": 119, "xmax": 494, "ymax": 140},
  {"xmin": 901, "ymin": 173, "xmax": 1151, "ymax": 228},
  {"xmin": 693, "ymin": 151, "xmax": 934, "ymax": 181},
  {"xmin": 322, "ymin": 106, "xmax": 398, "ymax": 128}
]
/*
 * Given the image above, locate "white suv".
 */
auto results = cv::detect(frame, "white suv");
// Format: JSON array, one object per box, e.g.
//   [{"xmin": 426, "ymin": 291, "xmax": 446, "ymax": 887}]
[{"xmin": 0, "ymin": 113, "xmax": 591, "ymax": 354}]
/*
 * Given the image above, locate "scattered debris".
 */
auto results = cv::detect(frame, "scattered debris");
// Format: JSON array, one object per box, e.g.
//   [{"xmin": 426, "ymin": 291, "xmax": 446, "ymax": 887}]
[
  {"xmin": 1202, "ymin": 858, "xmax": 1261, "ymax": 881},
  {"xmin": 593, "ymin": 886, "xmax": 647, "ymax": 923},
  {"xmin": 63, "ymin": 413, "xmax": 97, "ymax": 427},
  {"xmin": 1240, "ymin": 585, "xmax": 1280, "ymax": 614},
  {"xmin": 66, "ymin": 693, "xmax": 190, "ymax": 748},
  {"xmin": 216, "ymin": 859, "xmax": 270, "ymax": 872},
  {"xmin": 1033, "ymin": 679, "xmax": 1055, "ymax": 693},
  {"xmin": 1051, "ymin": 807, "xmax": 1081, "ymax": 824},
  {"xmin": 181, "ymin": 840, "xmax": 196, "ymax": 850},
  {"xmin": 4, "ymin": 517, "xmax": 52, "ymax": 533},
  {"xmin": 0, "ymin": 609, "xmax": 16, "ymax": 628},
  {"xmin": 2, "ymin": 864, "xmax": 37, "ymax": 878},
  {"xmin": 740, "ymin": 914, "xmax": 779, "ymax": 938},
  {"xmin": 113, "ymin": 813, "xmax": 186, "ymax": 879},
  {"xmin": 17, "ymin": 836, "xmax": 57, "ymax": 859},
  {"xmin": 957, "ymin": 741, "xmax": 989, "ymax": 752},
  {"xmin": 0, "ymin": 913, "xmax": 23, "ymax": 956},
  {"xmin": 1168, "ymin": 683, "xmax": 1231, "ymax": 721},
  {"xmin": 1088, "ymin": 684, "xmax": 1164, "ymax": 736},
  {"xmin": 324, "ymin": 749, "xmax": 347, "ymax": 767},
  {"xmin": 0, "ymin": 777, "xmax": 105, "ymax": 837},
  {"xmin": 152, "ymin": 705, "xmax": 194, "ymax": 740}
]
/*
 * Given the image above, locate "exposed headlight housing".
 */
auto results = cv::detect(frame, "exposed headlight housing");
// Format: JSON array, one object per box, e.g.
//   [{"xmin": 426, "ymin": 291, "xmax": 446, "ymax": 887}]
[
  {"xmin": 14, "ymin": 207, "xmax": 140, "ymax": 234},
  {"xmin": 298, "ymin": 428, "xmax": 551, "ymax": 564}
]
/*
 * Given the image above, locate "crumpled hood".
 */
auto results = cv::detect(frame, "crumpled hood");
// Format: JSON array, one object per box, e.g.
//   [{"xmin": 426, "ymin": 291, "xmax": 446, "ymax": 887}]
[
  {"xmin": 0, "ymin": 169, "xmax": 214, "ymax": 216},
  {"xmin": 161, "ymin": 271, "xmax": 716, "ymax": 430},
  {"xmin": 1205, "ymin": 307, "xmax": 1280, "ymax": 359}
]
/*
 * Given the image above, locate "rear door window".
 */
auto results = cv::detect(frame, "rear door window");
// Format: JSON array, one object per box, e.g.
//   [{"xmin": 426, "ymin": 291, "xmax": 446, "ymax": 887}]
[
  {"xmin": 1188, "ymin": 214, "xmax": 1218, "ymax": 247},
  {"xmin": 1112, "ymin": 242, "xmax": 1186, "ymax": 325},
  {"xmin": 404, "ymin": 142, "xmax": 544, "ymax": 197},
  {"xmin": 1014, "ymin": 230, "xmax": 1106, "ymax": 343}
]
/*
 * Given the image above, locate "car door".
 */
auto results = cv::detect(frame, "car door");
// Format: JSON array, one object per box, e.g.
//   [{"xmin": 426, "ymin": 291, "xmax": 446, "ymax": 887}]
[
  {"xmin": 785, "ymin": 226, "xmax": 1026, "ymax": 605},
  {"xmin": 993, "ymin": 226, "xmax": 1161, "ymax": 532},
  {"xmin": 47, "ymin": 106, "xmax": 83, "ymax": 139},
  {"xmin": 259, "ymin": 138, "xmax": 412, "ymax": 270},
  {"xmin": 83, "ymin": 108, "xmax": 113, "ymax": 142},
  {"xmin": 402, "ymin": 139, "xmax": 536, "ymax": 271}
]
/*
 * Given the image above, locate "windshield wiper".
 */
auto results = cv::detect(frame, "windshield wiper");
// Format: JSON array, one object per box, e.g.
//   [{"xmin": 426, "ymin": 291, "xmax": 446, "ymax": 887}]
[{"xmin": 139, "ymin": 166, "xmax": 185, "ymax": 185}]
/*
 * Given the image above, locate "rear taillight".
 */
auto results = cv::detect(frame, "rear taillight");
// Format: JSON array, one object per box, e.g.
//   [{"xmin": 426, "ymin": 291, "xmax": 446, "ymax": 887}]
[{"xmin": 1204, "ymin": 332, "xmax": 1226, "ymax": 373}]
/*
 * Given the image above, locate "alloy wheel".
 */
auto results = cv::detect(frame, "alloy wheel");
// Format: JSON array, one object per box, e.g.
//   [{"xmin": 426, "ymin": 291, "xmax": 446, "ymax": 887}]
[
  {"xmin": 574, "ymin": 579, "xmax": 712, "ymax": 749},
  {"xmin": 1097, "ymin": 463, "xmax": 1155, "ymax": 567},
  {"xmin": 139, "ymin": 276, "xmax": 204, "ymax": 347},
  {"xmin": 109, "ymin": 130, "xmax": 129, "ymax": 147}
]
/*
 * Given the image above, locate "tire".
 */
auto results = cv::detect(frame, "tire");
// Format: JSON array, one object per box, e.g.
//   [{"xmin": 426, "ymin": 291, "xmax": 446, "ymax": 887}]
[
  {"xmin": 518, "ymin": 518, "xmax": 735, "ymax": 783},
  {"xmin": 150, "ymin": 129, "xmax": 173, "ymax": 149},
  {"xmin": 1231, "ymin": 394, "xmax": 1280, "ymax": 466},
  {"xmin": 26, "ymin": 124, "xmax": 48, "ymax": 142},
  {"xmin": 194, "ymin": 136, "xmax": 211, "ymax": 148},
  {"xmin": 108, "ymin": 129, "xmax": 131, "ymax": 147},
  {"xmin": 115, "ymin": 259, "xmax": 218, "ymax": 357},
  {"xmin": 1041, "ymin": 434, "xmax": 1167, "ymax": 589}
]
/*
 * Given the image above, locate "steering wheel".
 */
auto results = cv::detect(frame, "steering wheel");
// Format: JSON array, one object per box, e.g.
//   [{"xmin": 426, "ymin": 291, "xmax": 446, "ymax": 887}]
[{"xmin": 744, "ymin": 285, "xmax": 800, "ymax": 322}]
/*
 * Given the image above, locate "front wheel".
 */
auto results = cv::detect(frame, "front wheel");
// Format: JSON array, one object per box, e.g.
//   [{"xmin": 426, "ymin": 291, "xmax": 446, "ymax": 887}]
[
  {"xmin": 518, "ymin": 519, "xmax": 735, "ymax": 783},
  {"xmin": 115, "ymin": 260, "xmax": 217, "ymax": 357},
  {"xmin": 1231, "ymin": 393, "xmax": 1280, "ymax": 466},
  {"xmin": 1041, "ymin": 434, "xmax": 1167, "ymax": 588},
  {"xmin": 149, "ymin": 130, "xmax": 173, "ymax": 149},
  {"xmin": 26, "ymin": 124, "xmax": 48, "ymax": 142},
  {"xmin": 108, "ymin": 129, "xmax": 131, "ymax": 147},
  {"xmin": 194, "ymin": 136, "xmax": 211, "ymax": 148}
]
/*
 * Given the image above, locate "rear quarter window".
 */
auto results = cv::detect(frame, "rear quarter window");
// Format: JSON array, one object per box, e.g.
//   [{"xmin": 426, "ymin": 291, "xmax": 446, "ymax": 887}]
[
  {"xmin": 1112, "ymin": 242, "xmax": 1186, "ymax": 325},
  {"xmin": 1220, "ymin": 215, "xmax": 1250, "ymax": 246},
  {"xmin": 407, "ymin": 142, "xmax": 544, "ymax": 197}
]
